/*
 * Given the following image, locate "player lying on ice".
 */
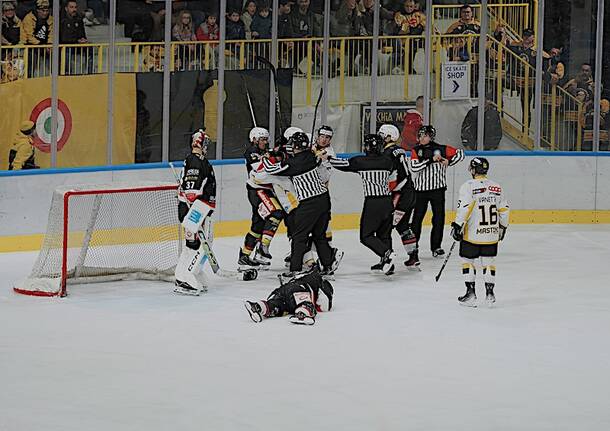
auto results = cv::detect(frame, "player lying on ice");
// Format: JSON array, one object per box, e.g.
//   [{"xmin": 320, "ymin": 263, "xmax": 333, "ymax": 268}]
[{"xmin": 244, "ymin": 267, "xmax": 334, "ymax": 325}]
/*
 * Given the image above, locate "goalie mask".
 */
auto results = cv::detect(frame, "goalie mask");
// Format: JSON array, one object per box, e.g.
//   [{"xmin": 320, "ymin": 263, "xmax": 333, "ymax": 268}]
[
  {"xmin": 377, "ymin": 124, "xmax": 400, "ymax": 143},
  {"xmin": 316, "ymin": 280, "xmax": 334, "ymax": 312},
  {"xmin": 191, "ymin": 129, "xmax": 210, "ymax": 153}
]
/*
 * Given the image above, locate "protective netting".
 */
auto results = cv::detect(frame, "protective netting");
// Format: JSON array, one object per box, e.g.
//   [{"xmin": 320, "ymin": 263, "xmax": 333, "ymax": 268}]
[{"xmin": 15, "ymin": 182, "xmax": 182, "ymax": 297}]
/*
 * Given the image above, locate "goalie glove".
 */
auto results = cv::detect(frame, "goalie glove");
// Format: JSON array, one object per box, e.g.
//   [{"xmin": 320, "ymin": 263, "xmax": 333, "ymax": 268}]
[
  {"xmin": 450, "ymin": 222, "xmax": 463, "ymax": 242},
  {"xmin": 499, "ymin": 224, "xmax": 507, "ymax": 241},
  {"xmin": 182, "ymin": 199, "xmax": 214, "ymax": 236}
]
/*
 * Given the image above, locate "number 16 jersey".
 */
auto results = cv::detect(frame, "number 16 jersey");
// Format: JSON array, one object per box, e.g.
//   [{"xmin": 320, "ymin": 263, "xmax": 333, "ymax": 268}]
[{"xmin": 455, "ymin": 176, "xmax": 509, "ymax": 245}]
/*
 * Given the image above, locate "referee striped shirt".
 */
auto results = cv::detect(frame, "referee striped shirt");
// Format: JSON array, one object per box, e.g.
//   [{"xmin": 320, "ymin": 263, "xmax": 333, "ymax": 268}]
[
  {"xmin": 263, "ymin": 153, "xmax": 328, "ymax": 202},
  {"xmin": 410, "ymin": 143, "xmax": 464, "ymax": 191},
  {"xmin": 291, "ymin": 169, "xmax": 328, "ymax": 201},
  {"xmin": 329, "ymin": 155, "xmax": 392, "ymax": 197}
]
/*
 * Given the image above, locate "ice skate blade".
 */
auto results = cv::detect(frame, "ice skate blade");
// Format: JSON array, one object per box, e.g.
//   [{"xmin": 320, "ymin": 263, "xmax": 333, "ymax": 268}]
[
  {"xmin": 486, "ymin": 298, "xmax": 496, "ymax": 308},
  {"xmin": 244, "ymin": 301, "xmax": 263, "ymax": 323},
  {"xmin": 458, "ymin": 299, "xmax": 477, "ymax": 308},
  {"xmin": 174, "ymin": 287, "xmax": 202, "ymax": 296},
  {"xmin": 238, "ymin": 265, "xmax": 261, "ymax": 272}
]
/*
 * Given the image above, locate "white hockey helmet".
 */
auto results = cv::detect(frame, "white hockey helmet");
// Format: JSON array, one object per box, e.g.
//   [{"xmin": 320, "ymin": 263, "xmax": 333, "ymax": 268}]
[
  {"xmin": 249, "ymin": 127, "xmax": 269, "ymax": 143},
  {"xmin": 377, "ymin": 124, "xmax": 400, "ymax": 142},
  {"xmin": 191, "ymin": 129, "xmax": 210, "ymax": 150},
  {"xmin": 283, "ymin": 126, "xmax": 303, "ymax": 140}
]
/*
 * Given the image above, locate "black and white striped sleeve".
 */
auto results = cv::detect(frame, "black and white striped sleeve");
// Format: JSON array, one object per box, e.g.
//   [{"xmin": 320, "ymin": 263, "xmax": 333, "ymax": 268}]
[
  {"xmin": 447, "ymin": 147, "xmax": 465, "ymax": 166},
  {"xmin": 409, "ymin": 149, "xmax": 431, "ymax": 173},
  {"xmin": 328, "ymin": 157, "xmax": 355, "ymax": 172},
  {"xmin": 263, "ymin": 157, "xmax": 290, "ymax": 175}
]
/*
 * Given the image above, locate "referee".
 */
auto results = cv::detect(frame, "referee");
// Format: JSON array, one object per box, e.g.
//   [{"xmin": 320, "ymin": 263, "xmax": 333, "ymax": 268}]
[{"xmin": 410, "ymin": 125, "xmax": 464, "ymax": 259}]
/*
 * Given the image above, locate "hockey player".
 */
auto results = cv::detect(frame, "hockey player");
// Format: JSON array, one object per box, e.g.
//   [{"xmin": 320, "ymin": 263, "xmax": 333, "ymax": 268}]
[
  {"xmin": 244, "ymin": 268, "xmax": 334, "ymax": 325},
  {"xmin": 263, "ymin": 132, "xmax": 343, "ymax": 278},
  {"xmin": 378, "ymin": 124, "xmax": 419, "ymax": 270},
  {"xmin": 329, "ymin": 134, "xmax": 396, "ymax": 275},
  {"xmin": 174, "ymin": 129, "xmax": 216, "ymax": 295},
  {"xmin": 450, "ymin": 157, "xmax": 509, "ymax": 307},
  {"xmin": 238, "ymin": 127, "xmax": 285, "ymax": 270}
]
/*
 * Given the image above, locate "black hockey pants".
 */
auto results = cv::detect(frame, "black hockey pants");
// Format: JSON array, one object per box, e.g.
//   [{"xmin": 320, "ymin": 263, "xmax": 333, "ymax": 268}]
[
  {"xmin": 360, "ymin": 196, "xmax": 393, "ymax": 258},
  {"xmin": 290, "ymin": 193, "xmax": 333, "ymax": 272},
  {"xmin": 411, "ymin": 188, "xmax": 446, "ymax": 252}
]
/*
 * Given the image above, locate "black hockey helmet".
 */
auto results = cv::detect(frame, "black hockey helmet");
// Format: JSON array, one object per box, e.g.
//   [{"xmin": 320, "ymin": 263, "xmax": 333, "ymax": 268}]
[
  {"xmin": 469, "ymin": 157, "xmax": 489, "ymax": 175},
  {"xmin": 287, "ymin": 131, "xmax": 310, "ymax": 153},
  {"xmin": 417, "ymin": 125, "xmax": 436, "ymax": 140},
  {"xmin": 363, "ymin": 133, "xmax": 384, "ymax": 154}
]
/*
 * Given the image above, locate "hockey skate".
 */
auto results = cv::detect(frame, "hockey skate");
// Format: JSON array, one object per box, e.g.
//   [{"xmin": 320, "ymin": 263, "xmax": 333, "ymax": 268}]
[
  {"xmin": 238, "ymin": 249, "xmax": 261, "ymax": 272},
  {"xmin": 252, "ymin": 244, "xmax": 272, "ymax": 269},
  {"xmin": 289, "ymin": 304, "xmax": 316, "ymax": 325},
  {"xmin": 432, "ymin": 248, "xmax": 445, "ymax": 258},
  {"xmin": 319, "ymin": 248, "xmax": 344, "ymax": 280},
  {"xmin": 380, "ymin": 250, "xmax": 396, "ymax": 276},
  {"xmin": 404, "ymin": 250, "xmax": 421, "ymax": 271},
  {"xmin": 244, "ymin": 300, "xmax": 267, "ymax": 323},
  {"xmin": 485, "ymin": 283, "xmax": 496, "ymax": 307},
  {"xmin": 458, "ymin": 283, "xmax": 477, "ymax": 307},
  {"xmin": 174, "ymin": 280, "xmax": 206, "ymax": 296}
]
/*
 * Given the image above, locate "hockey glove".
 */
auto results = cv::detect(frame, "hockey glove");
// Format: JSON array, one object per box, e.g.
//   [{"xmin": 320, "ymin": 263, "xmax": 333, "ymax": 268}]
[
  {"xmin": 499, "ymin": 224, "xmax": 507, "ymax": 241},
  {"xmin": 450, "ymin": 222, "xmax": 463, "ymax": 242}
]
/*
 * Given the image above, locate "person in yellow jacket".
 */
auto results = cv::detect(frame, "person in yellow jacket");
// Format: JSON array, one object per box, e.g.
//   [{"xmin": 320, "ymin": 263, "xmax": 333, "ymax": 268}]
[
  {"xmin": 20, "ymin": 0, "xmax": 53, "ymax": 45},
  {"xmin": 8, "ymin": 120, "xmax": 38, "ymax": 170}
]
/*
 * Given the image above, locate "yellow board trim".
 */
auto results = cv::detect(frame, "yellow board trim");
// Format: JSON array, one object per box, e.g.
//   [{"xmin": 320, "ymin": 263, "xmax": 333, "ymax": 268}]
[{"xmin": 2, "ymin": 210, "xmax": 610, "ymax": 253}]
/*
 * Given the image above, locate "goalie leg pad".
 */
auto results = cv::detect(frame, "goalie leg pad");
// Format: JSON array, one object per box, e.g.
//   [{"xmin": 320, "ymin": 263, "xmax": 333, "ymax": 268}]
[
  {"xmin": 182, "ymin": 199, "xmax": 214, "ymax": 236},
  {"xmin": 175, "ymin": 245, "xmax": 206, "ymax": 292}
]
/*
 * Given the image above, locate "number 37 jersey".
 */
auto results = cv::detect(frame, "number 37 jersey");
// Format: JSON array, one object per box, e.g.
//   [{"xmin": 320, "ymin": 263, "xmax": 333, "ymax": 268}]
[{"xmin": 455, "ymin": 177, "xmax": 509, "ymax": 245}]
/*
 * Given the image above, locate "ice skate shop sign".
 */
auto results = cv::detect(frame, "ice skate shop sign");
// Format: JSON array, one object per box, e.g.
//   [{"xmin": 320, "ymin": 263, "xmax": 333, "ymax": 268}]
[{"xmin": 441, "ymin": 62, "xmax": 470, "ymax": 100}]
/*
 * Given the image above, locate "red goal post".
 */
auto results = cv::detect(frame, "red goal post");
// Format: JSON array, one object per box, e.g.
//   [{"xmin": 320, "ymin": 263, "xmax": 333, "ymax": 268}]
[{"xmin": 13, "ymin": 182, "xmax": 182, "ymax": 297}]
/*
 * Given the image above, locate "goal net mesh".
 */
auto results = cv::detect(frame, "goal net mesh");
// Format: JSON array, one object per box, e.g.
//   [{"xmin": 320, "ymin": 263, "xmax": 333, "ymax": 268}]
[{"xmin": 14, "ymin": 182, "xmax": 182, "ymax": 297}]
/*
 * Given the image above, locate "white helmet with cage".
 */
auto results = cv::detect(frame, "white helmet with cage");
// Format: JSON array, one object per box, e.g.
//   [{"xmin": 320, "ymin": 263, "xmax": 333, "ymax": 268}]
[{"xmin": 377, "ymin": 124, "xmax": 400, "ymax": 142}]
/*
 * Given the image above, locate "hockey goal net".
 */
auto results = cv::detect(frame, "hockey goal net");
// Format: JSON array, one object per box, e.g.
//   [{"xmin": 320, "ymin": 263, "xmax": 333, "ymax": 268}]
[{"xmin": 14, "ymin": 182, "xmax": 182, "ymax": 297}]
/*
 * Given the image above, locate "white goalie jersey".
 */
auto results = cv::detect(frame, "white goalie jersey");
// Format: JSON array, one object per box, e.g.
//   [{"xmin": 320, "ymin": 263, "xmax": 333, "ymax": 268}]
[{"xmin": 455, "ymin": 177, "xmax": 509, "ymax": 245}]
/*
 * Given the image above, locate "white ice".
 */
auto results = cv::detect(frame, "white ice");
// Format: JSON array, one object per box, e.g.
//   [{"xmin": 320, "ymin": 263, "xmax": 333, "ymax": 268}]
[{"xmin": 1, "ymin": 225, "xmax": 610, "ymax": 431}]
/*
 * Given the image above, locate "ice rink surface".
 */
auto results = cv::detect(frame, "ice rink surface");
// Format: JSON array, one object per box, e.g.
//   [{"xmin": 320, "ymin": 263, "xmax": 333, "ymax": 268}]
[{"xmin": 1, "ymin": 225, "xmax": 610, "ymax": 431}]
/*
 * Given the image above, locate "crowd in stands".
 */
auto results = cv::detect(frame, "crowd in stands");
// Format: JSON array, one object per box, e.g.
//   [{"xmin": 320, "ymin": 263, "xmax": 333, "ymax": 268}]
[{"xmin": 1, "ymin": 0, "xmax": 609, "ymax": 150}]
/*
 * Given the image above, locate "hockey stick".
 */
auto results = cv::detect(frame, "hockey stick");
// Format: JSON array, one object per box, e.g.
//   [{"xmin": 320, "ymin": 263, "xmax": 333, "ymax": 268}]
[
  {"xmin": 169, "ymin": 162, "xmax": 257, "ymax": 281},
  {"xmin": 434, "ymin": 240, "xmax": 457, "ymax": 283},
  {"xmin": 311, "ymin": 87, "xmax": 323, "ymax": 143},
  {"xmin": 240, "ymin": 71, "xmax": 257, "ymax": 128},
  {"xmin": 254, "ymin": 56, "xmax": 284, "ymax": 135}
]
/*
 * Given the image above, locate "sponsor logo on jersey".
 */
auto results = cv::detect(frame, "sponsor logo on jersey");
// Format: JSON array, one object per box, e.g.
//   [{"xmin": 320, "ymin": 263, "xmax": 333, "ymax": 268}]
[
  {"xmin": 186, "ymin": 168, "xmax": 199, "ymax": 176},
  {"xmin": 488, "ymin": 185, "xmax": 502, "ymax": 194},
  {"xmin": 472, "ymin": 187, "xmax": 486, "ymax": 195},
  {"xmin": 188, "ymin": 209, "xmax": 202, "ymax": 224}
]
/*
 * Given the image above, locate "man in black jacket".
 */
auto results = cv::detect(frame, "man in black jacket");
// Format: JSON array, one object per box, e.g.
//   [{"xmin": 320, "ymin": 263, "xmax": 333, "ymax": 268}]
[
  {"xmin": 59, "ymin": 0, "xmax": 92, "ymax": 74},
  {"xmin": 329, "ymin": 134, "xmax": 396, "ymax": 275},
  {"xmin": 263, "ymin": 132, "xmax": 342, "ymax": 278},
  {"xmin": 460, "ymin": 100, "xmax": 502, "ymax": 150}
]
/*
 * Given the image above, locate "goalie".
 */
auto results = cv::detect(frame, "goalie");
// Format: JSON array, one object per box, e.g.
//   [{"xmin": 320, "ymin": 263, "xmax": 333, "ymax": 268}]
[
  {"xmin": 244, "ymin": 268, "xmax": 334, "ymax": 325},
  {"xmin": 174, "ymin": 130, "xmax": 217, "ymax": 296}
]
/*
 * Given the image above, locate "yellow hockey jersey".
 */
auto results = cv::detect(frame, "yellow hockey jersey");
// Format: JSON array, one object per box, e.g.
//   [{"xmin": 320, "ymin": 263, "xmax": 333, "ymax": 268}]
[{"xmin": 455, "ymin": 176, "xmax": 509, "ymax": 244}]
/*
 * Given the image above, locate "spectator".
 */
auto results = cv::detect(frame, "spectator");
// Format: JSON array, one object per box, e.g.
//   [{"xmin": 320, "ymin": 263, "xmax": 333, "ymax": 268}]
[
  {"xmin": 277, "ymin": 0, "xmax": 293, "ymax": 39},
  {"xmin": 360, "ymin": 0, "xmax": 394, "ymax": 37},
  {"xmin": 446, "ymin": 4, "xmax": 480, "ymax": 35},
  {"xmin": 226, "ymin": 8, "xmax": 246, "ymax": 40},
  {"xmin": 241, "ymin": 0, "xmax": 256, "ymax": 39},
  {"xmin": 60, "ymin": 0, "xmax": 92, "ymax": 74},
  {"xmin": 564, "ymin": 63, "xmax": 596, "ymax": 100},
  {"xmin": 400, "ymin": 95, "xmax": 424, "ymax": 151},
  {"xmin": 392, "ymin": 0, "xmax": 425, "ymax": 36},
  {"xmin": 15, "ymin": 0, "xmax": 35, "ymax": 20},
  {"xmin": 2, "ymin": 1, "xmax": 21, "ymax": 46},
  {"xmin": 8, "ymin": 120, "xmax": 38, "ymax": 170},
  {"xmin": 142, "ymin": 44, "xmax": 164, "ymax": 71},
  {"xmin": 1, "ymin": 48, "xmax": 23, "ymax": 82},
  {"xmin": 84, "ymin": 0, "xmax": 106, "ymax": 25},
  {"xmin": 289, "ymin": 0, "xmax": 321, "ymax": 38},
  {"xmin": 172, "ymin": 9, "xmax": 196, "ymax": 70},
  {"xmin": 196, "ymin": 11, "xmax": 219, "ymax": 41},
  {"xmin": 331, "ymin": 0, "xmax": 361, "ymax": 38},
  {"xmin": 460, "ymin": 100, "xmax": 503, "ymax": 151},
  {"xmin": 251, "ymin": 2, "xmax": 271, "ymax": 39},
  {"xmin": 582, "ymin": 98, "xmax": 610, "ymax": 151},
  {"xmin": 117, "ymin": 1, "xmax": 154, "ymax": 42},
  {"xmin": 20, "ymin": 0, "xmax": 52, "ymax": 45},
  {"xmin": 508, "ymin": 28, "xmax": 536, "ymax": 128}
]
